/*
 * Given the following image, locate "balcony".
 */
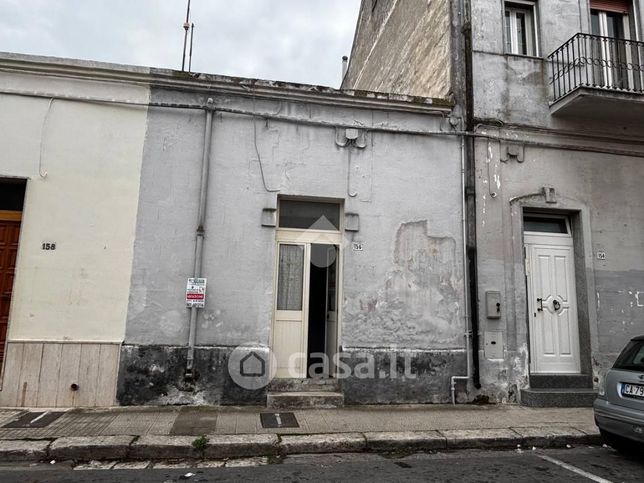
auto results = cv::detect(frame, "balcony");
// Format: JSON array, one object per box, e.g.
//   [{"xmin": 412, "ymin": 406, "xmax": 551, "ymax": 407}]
[{"xmin": 549, "ymin": 33, "xmax": 644, "ymax": 121}]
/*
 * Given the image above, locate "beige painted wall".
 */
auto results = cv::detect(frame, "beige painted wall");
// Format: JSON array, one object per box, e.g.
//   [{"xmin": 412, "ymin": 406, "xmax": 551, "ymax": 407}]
[{"xmin": 0, "ymin": 70, "xmax": 149, "ymax": 343}]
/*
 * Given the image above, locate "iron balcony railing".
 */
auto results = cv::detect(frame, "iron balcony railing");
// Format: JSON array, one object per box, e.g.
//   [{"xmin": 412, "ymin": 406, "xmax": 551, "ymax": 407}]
[{"xmin": 549, "ymin": 33, "xmax": 644, "ymax": 102}]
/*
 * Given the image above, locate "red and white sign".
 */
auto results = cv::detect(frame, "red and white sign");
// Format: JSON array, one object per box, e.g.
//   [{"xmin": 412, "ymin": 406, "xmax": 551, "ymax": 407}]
[{"xmin": 186, "ymin": 278, "xmax": 207, "ymax": 308}]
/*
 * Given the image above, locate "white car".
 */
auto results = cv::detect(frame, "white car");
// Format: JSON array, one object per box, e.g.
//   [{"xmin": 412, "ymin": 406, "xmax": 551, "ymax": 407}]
[{"xmin": 594, "ymin": 335, "xmax": 644, "ymax": 451}]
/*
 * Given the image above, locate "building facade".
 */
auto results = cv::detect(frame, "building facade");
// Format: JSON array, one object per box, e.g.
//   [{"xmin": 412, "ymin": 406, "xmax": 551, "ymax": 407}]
[
  {"xmin": 0, "ymin": 54, "xmax": 148, "ymax": 407},
  {"xmin": 344, "ymin": 0, "xmax": 644, "ymax": 405},
  {"xmin": 0, "ymin": 52, "xmax": 471, "ymax": 407}
]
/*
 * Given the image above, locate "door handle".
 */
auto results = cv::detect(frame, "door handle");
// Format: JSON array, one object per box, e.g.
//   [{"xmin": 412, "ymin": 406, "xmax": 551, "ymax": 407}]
[
  {"xmin": 537, "ymin": 298, "xmax": 543, "ymax": 311},
  {"xmin": 553, "ymin": 300, "xmax": 561, "ymax": 312}
]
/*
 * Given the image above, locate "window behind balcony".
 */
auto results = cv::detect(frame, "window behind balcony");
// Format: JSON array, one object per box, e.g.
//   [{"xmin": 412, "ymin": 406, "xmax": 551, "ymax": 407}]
[
  {"xmin": 590, "ymin": 1, "xmax": 631, "ymax": 39},
  {"xmin": 590, "ymin": 0, "xmax": 636, "ymax": 90},
  {"xmin": 504, "ymin": 1, "xmax": 538, "ymax": 56}
]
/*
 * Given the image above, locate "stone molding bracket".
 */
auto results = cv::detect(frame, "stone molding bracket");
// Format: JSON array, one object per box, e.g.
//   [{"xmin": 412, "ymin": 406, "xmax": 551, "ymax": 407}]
[
  {"xmin": 336, "ymin": 127, "xmax": 367, "ymax": 148},
  {"xmin": 500, "ymin": 141, "xmax": 524, "ymax": 163}
]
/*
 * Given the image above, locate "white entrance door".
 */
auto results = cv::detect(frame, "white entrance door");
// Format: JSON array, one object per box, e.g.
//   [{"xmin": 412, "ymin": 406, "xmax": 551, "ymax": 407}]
[
  {"xmin": 271, "ymin": 199, "xmax": 343, "ymax": 379},
  {"xmin": 272, "ymin": 242, "xmax": 309, "ymax": 378},
  {"xmin": 525, "ymin": 232, "xmax": 580, "ymax": 374},
  {"xmin": 271, "ymin": 231, "xmax": 342, "ymax": 379}
]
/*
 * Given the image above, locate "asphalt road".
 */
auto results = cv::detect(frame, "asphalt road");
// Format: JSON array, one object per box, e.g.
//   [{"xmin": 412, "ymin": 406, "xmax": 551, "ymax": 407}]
[{"xmin": 0, "ymin": 446, "xmax": 642, "ymax": 482}]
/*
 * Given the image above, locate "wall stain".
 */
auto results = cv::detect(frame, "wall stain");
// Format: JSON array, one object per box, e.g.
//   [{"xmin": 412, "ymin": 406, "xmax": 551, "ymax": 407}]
[{"xmin": 346, "ymin": 220, "xmax": 462, "ymax": 347}]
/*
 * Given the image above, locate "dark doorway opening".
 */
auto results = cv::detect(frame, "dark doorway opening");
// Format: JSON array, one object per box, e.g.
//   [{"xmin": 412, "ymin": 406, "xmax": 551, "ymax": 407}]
[{"xmin": 307, "ymin": 244, "xmax": 338, "ymax": 378}]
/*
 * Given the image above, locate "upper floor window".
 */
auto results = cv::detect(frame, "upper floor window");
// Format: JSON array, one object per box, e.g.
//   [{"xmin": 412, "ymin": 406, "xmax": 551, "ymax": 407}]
[
  {"xmin": 589, "ymin": 0, "xmax": 635, "ymax": 90},
  {"xmin": 590, "ymin": 0, "xmax": 633, "ymax": 39},
  {"xmin": 504, "ymin": 1, "xmax": 538, "ymax": 56}
]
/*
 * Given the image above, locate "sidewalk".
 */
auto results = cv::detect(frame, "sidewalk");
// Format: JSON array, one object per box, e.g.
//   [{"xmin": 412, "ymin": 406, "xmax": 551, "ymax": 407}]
[{"xmin": 0, "ymin": 405, "xmax": 601, "ymax": 462}]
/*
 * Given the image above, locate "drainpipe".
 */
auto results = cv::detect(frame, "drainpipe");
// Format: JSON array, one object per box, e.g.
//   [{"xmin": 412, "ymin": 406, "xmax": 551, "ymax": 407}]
[
  {"xmin": 186, "ymin": 97, "xmax": 215, "ymax": 379},
  {"xmin": 463, "ymin": 0, "xmax": 482, "ymax": 392},
  {"xmin": 451, "ymin": 0, "xmax": 482, "ymax": 403},
  {"xmin": 451, "ymin": 136, "xmax": 473, "ymax": 404}
]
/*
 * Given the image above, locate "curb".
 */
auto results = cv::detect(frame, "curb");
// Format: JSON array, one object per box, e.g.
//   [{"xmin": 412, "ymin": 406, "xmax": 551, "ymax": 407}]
[
  {"xmin": 50, "ymin": 436, "xmax": 135, "ymax": 461},
  {"xmin": 280, "ymin": 433, "xmax": 366, "ymax": 455},
  {"xmin": 364, "ymin": 431, "xmax": 445, "ymax": 452},
  {"xmin": 0, "ymin": 426, "xmax": 602, "ymax": 463}
]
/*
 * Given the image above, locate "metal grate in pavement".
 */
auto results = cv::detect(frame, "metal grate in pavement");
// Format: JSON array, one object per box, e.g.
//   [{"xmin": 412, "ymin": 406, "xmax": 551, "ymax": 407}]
[
  {"xmin": 2, "ymin": 411, "xmax": 65, "ymax": 428},
  {"xmin": 260, "ymin": 412, "xmax": 299, "ymax": 429}
]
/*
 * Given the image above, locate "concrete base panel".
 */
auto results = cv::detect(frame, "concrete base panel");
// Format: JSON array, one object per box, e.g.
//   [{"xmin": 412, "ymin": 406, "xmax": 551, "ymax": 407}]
[
  {"xmin": 341, "ymin": 349, "xmax": 467, "ymax": 404},
  {"xmin": 520, "ymin": 388, "xmax": 598, "ymax": 408},
  {"xmin": 0, "ymin": 342, "xmax": 120, "ymax": 408},
  {"xmin": 118, "ymin": 346, "xmax": 468, "ymax": 405},
  {"xmin": 117, "ymin": 345, "xmax": 266, "ymax": 406}
]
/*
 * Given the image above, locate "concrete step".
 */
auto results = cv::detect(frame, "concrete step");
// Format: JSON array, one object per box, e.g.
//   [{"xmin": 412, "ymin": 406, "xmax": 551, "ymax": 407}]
[
  {"xmin": 529, "ymin": 374, "xmax": 593, "ymax": 389},
  {"xmin": 520, "ymin": 388, "xmax": 597, "ymax": 408},
  {"xmin": 266, "ymin": 391, "xmax": 344, "ymax": 409},
  {"xmin": 268, "ymin": 378, "xmax": 340, "ymax": 393}
]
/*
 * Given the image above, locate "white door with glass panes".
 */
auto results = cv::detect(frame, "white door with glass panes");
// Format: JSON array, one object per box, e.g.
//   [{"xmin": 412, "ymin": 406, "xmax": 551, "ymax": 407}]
[
  {"xmin": 273, "ymin": 243, "xmax": 309, "ymax": 378},
  {"xmin": 271, "ymin": 199, "xmax": 342, "ymax": 379},
  {"xmin": 524, "ymin": 216, "xmax": 581, "ymax": 374}
]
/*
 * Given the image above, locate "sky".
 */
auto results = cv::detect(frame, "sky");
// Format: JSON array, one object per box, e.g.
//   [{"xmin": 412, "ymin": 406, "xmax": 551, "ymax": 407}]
[{"xmin": 0, "ymin": 0, "xmax": 361, "ymax": 87}]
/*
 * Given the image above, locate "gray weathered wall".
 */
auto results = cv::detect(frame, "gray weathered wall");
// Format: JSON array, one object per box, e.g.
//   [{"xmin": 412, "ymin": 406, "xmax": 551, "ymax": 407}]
[
  {"xmin": 341, "ymin": 0, "xmax": 644, "ymax": 404},
  {"xmin": 471, "ymin": 0, "xmax": 644, "ymax": 131},
  {"xmin": 474, "ymin": 134, "xmax": 644, "ymax": 400},
  {"xmin": 342, "ymin": 0, "xmax": 453, "ymax": 99},
  {"xmin": 119, "ymin": 82, "xmax": 466, "ymax": 404},
  {"xmin": 470, "ymin": 0, "xmax": 644, "ymax": 401}
]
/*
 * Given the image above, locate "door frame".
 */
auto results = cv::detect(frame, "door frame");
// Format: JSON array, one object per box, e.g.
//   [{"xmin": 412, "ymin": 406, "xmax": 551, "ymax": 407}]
[
  {"xmin": 524, "ymin": 229, "xmax": 581, "ymax": 374},
  {"xmin": 515, "ymin": 205, "xmax": 597, "ymax": 382},
  {"xmin": 271, "ymin": 228, "xmax": 343, "ymax": 379}
]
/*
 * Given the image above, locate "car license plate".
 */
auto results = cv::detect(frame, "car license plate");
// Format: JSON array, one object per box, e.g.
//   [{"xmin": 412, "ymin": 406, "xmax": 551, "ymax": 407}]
[{"xmin": 622, "ymin": 383, "xmax": 644, "ymax": 399}]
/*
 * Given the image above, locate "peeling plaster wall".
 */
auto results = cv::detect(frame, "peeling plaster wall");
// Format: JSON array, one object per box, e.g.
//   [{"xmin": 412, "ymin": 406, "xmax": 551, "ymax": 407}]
[
  {"xmin": 121, "ymin": 85, "xmax": 464, "ymax": 404},
  {"xmin": 344, "ymin": 220, "xmax": 463, "ymax": 348}
]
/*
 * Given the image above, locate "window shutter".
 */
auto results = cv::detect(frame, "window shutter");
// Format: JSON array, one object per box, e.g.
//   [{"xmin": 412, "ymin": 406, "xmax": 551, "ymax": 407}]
[{"xmin": 589, "ymin": 0, "xmax": 631, "ymax": 13}]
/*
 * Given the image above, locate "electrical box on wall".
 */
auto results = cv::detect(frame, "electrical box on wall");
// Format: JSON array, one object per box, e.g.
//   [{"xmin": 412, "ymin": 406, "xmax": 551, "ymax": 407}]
[
  {"xmin": 484, "ymin": 331, "xmax": 504, "ymax": 360},
  {"xmin": 485, "ymin": 291, "xmax": 501, "ymax": 319}
]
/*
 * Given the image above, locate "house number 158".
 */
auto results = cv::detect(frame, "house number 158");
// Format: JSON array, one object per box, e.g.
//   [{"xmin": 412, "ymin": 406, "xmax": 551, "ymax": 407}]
[{"xmin": 41, "ymin": 242, "xmax": 56, "ymax": 250}]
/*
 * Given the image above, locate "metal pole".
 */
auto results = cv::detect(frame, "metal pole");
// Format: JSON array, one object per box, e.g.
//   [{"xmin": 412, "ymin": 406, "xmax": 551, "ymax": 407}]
[
  {"xmin": 181, "ymin": 0, "xmax": 192, "ymax": 71},
  {"xmin": 188, "ymin": 23, "xmax": 195, "ymax": 73}
]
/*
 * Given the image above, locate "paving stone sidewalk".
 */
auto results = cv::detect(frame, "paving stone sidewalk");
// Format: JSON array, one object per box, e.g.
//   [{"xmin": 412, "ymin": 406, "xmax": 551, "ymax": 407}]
[{"xmin": 0, "ymin": 405, "xmax": 601, "ymax": 462}]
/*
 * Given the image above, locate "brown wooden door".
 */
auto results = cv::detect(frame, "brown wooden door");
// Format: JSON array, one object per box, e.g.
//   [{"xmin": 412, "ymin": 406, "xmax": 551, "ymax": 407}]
[{"xmin": 0, "ymin": 213, "xmax": 21, "ymax": 367}]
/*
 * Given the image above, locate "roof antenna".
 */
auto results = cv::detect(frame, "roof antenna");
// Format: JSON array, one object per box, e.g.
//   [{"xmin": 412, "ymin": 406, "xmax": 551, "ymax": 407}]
[
  {"xmin": 188, "ymin": 23, "xmax": 195, "ymax": 73},
  {"xmin": 181, "ymin": 0, "xmax": 192, "ymax": 71}
]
